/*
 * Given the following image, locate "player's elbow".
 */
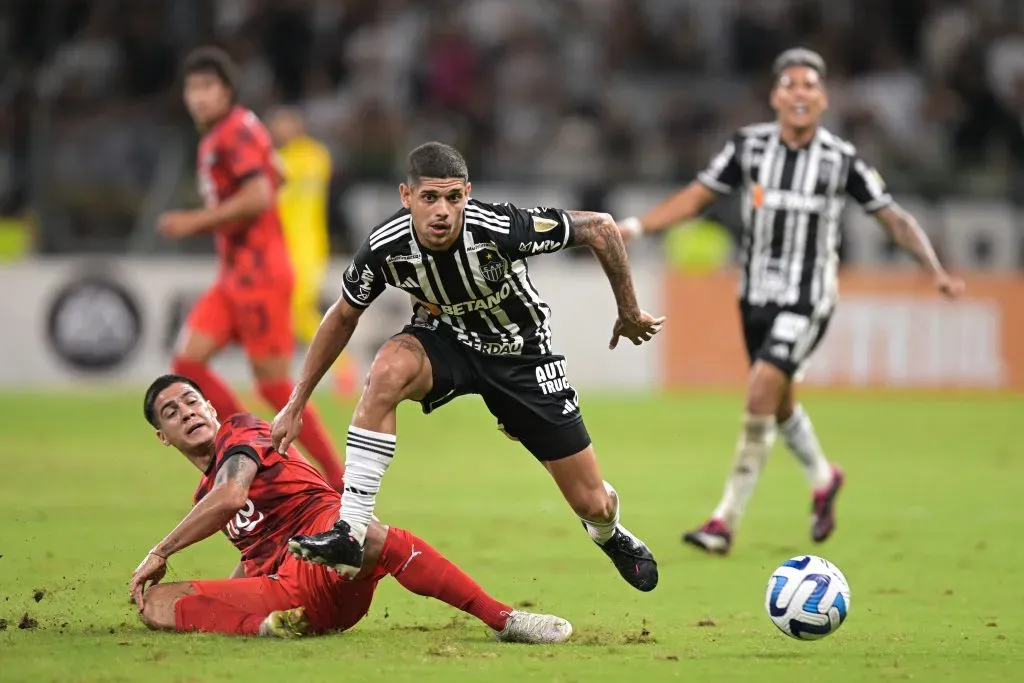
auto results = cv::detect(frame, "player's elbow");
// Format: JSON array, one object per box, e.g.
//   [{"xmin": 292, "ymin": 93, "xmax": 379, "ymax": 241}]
[
  {"xmin": 251, "ymin": 176, "xmax": 274, "ymax": 213},
  {"xmin": 218, "ymin": 482, "xmax": 250, "ymax": 512},
  {"xmin": 332, "ymin": 297, "xmax": 364, "ymax": 327}
]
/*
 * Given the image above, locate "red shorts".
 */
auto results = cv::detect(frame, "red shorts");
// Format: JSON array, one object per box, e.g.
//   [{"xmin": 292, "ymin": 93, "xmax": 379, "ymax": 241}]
[
  {"xmin": 186, "ymin": 279, "xmax": 294, "ymax": 358},
  {"xmin": 190, "ymin": 511, "xmax": 387, "ymax": 634}
]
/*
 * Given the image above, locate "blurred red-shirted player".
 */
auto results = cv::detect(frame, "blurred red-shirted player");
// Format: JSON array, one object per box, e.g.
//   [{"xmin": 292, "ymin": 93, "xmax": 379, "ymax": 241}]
[
  {"xmin": 130, "ymin": 374, "xmax": 572, "ymax": 642},
  {"xmin": 157, "ymin": 46, "xmax": 343, "ymax": 489}
]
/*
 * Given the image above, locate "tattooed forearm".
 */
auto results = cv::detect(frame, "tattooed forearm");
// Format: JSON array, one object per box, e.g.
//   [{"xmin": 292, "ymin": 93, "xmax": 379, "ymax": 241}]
[
  {"xmin": 151, "ymin": 456, "xmax": 255, "ymax": 558},
  {"xmin": 568, "ymin": 211, "xmax": 639, "ymax": 314},
  {"xmin": 875, "ymin": 204, "xmax": 942, "ymax": 275}
]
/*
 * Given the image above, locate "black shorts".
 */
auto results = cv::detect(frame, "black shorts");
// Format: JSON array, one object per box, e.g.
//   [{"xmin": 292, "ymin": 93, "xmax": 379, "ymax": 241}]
[
  {"xmin": 398, "ymin": 325, "xmax": 591, "ymax": 461},
  {"xmin": 740, "ymin": 302, "xmax": 832, "ymax": 380}
]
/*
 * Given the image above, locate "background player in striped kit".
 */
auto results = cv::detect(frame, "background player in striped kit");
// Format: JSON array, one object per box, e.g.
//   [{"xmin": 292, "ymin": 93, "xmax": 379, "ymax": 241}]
[
  {"xmin": 271, "ymin": 142, "xmax": 664, "ymax": 592},
  {"xmin": 617, "ymin": 48, "xmax": 964, "ymax": 554}
]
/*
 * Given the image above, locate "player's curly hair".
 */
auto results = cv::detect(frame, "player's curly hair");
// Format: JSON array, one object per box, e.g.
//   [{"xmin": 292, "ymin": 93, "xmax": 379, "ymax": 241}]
[
  {"xmin": 407, "ymin": 142, "xmax": 469, "ymax": 184},
  {"xmin": 144, "ymin": 374, "xmax": 204, "ymax": 427},
  {"xmin": 772, "ymin": 47, "xmax": 827, "ymax": 82},
  {"xmin": 182, "ymin": 46, "xmax": 239, "ymax": 100}
]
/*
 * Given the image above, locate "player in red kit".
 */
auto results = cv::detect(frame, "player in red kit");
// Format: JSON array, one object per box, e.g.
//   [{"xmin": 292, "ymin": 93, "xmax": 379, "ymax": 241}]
[
  {"xmin": 129, "ymin": 374, "xmax": 572, "ymax": 642},
  {"xmin": 157, "ymin": 46, "xmax": 344, "ymax": 490}
]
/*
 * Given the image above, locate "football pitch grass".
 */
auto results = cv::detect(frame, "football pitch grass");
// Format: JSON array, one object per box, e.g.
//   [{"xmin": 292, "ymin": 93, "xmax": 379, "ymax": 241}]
[{"xmin": 0, "ymin": 390, "xmax": 1020, "ymax": 682}]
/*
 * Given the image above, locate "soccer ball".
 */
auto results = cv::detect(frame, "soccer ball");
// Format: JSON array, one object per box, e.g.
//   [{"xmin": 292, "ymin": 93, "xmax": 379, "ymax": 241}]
[{"xmin": 765, "ymin": 555, "xmax": 850, "ymax": 640}]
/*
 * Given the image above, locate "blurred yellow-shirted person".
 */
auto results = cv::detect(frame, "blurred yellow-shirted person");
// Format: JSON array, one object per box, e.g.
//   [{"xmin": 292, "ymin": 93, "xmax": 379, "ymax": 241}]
[{"xmin": 269, "ymin": 108, "xmax": 357, "ymax": 394}]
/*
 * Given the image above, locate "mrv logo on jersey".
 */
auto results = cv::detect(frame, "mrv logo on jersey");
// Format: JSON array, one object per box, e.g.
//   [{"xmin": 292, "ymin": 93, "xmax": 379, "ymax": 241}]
[{"xmin": 519, "ymin": 240, "xmax": 560, "ymax": 254}]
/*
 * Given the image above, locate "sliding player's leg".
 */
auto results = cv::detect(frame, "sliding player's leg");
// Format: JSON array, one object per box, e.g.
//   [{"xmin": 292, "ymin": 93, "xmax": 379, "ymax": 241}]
[
  {"xmin": 307, "ymin": 519, "xmax": 572, "ymax": 642},
  {"xmin": 136, "ymin": 578, "xmax": 306, "ymax": 638},
  {"xmin": 289, "ymin": 325, "xmax": 472, "ymax": 574}
]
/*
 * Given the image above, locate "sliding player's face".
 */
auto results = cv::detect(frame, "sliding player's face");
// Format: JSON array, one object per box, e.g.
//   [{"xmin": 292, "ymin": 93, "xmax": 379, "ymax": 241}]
[
  {"xmin": 771, "ymin": 66, "xmax": 828, "ymax": 130},
  {"xmin": 183, "ymin": 72, "xmax": 232, "ymax": 129},
  {"xmin": 153, "ymin": 382, "xmax": 218, "ymax": 452},
  {"xmin": 401, "ymin": 177, "xmax": 471, "ymax": 251}
]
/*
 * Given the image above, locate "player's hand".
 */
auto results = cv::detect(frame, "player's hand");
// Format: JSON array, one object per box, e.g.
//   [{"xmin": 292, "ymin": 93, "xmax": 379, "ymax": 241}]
[
  {"xmin": 157, "ymin": 210, "xmax": 205, "ymax": 240},
  {"xmin": 609, "ymin": 309, "xmax": 665, "ymax": 349},
  {"xmin": 271, "ymin": 403, "xmax": 304, "ymax": 455},
  {"xmin": 935, "ymin": 271, "xmax": 965, "ymax": 299},
  {"xmin": 130, "ymin": 551, "xmax": 168, "ymax": 610}
]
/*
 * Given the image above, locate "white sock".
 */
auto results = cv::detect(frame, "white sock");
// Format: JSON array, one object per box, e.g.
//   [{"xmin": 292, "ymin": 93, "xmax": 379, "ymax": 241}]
[
  {"xmin": 581, "ymin": 480, "xmax": 620, "ymax": 545},
  {"xmin": 779, "ymin": 405, "xmax": 833, "ymax": 490},
  {"xmin": 340, "ymin": 426, "xmax": 396, "ymax": 543},
  {"xmin": 712, "ymin": 415, "xmax": 776, "ymax": 529}
]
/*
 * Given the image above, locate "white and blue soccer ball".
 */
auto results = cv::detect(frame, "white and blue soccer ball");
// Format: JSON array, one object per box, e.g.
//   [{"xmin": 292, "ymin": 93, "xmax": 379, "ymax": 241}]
[{"xmin": 765, "ymin": 555, "xmax": 850, "ymax": 640}]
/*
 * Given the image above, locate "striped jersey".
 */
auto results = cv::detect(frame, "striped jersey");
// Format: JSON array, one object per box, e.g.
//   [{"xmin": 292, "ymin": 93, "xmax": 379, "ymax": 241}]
[
  {"xmin": 698, "ymin": 122, "xmax": 893, "ymax": 310},
  {"xmin": 341, "ymin": 198, "xmax": 575, "ymax": 356}
]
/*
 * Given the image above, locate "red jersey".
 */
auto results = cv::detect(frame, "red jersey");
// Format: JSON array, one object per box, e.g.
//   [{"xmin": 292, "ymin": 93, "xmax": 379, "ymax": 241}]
[
  {"xmin": 194, "ymin": 413, "xmax": 340, "ymax": 577},
  {"xmin": 196, "ymin": 106, "xmax": 291, "ymax": 289}
]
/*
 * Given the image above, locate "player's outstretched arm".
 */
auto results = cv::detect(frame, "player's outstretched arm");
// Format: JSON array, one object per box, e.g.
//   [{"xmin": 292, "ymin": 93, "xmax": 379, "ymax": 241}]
[
  {"xmin": 158, "ymin": 175, "xmax": 274, "ymax": 240},
  {"xmin": 618, "ymin": 181, "xmax": 719, "ymax": 241},
  {"xmin": 130, "ymin": 455, "xmax": 257, "ymax": 608},
  {"xmin": 873, "ymin": 204, "xmax": 965, "ymax": 298},
  {"xmin": 567, "ymin": 211, "xmax": 665, "ymax": 349},
  {"xmin": 271, "ymin": 297, "xmax": 364, "ymax": 453}
]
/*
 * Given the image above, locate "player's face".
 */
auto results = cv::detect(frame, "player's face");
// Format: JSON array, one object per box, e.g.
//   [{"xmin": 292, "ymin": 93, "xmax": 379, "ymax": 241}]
[
  {"xmin": 771, "ymin": 66, "xmax": 828, "ymax": 131},
  {"xmin": 183, "ymin": 72, "xmax": 232, "ymax": 128},
  {"xmin": 153, "ymin": 383, "xmax": 218, "ymax": 451},
  {"xmin": 401, "ymin": 177, "xmax": 471, "ymax": 251}
]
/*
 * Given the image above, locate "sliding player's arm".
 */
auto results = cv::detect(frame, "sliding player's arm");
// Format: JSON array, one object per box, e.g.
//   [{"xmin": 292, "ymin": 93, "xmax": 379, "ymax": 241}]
[
  {"xmin": 847, "ymin": 157, "xmax": 965, "ymax": 299},
  {"xmin": 271, "ymin": 241, "xmax": 384, "ymax": 453},
  {"xmin": 617, "ymin": 133, "xmax": 740, "ymax": 240},
  {"xmin": 228, "ymin": 561, "xmax": 247, "ymax": 579},
  {"xmin": 130, "ymin": 454, "xmax": 258, "ymax": 607}
]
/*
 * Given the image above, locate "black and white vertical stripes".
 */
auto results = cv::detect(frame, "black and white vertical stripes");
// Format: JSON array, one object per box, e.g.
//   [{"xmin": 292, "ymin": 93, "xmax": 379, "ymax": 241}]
[
  {"xmin": 698, "ymin": 122, "xmax": 893, "ymax": 310},
  {"xmin": 340, "ymin": 199, "xmax": 573, "ymax": 356}
]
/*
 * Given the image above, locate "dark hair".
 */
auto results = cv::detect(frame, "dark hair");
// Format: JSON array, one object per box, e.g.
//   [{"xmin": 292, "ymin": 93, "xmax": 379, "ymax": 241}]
[
  {"xmin": 772, "ymin": 47, "xmax": 827, "ymax": 82},
  {"xmin": 144, "ymin": 374, "xmax": 204, "ymax": 427},
  {"xmin": 182, "ymin": 46, "xmax": 239, "ymax": 97},
  {"xmin": 406, "ymin": 142, "xmax": 469, "ymax": 184}
]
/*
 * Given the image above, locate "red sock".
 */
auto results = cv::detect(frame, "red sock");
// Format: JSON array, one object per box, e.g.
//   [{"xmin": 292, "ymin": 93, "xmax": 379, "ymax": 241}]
[
  {"xmin": 174, "ymin": 594, "xmax": 263, "ymax": 635},
  {"xmin": 171, "ymin": 358, "xmax": 245, "ymax": 420},
  {"xmin": 377, "ymin": 527, "xmax": 512, "ymax": 631},
  {"xmin": 258, "ymin": 380, "xmax": 345, "ymax": 490}
]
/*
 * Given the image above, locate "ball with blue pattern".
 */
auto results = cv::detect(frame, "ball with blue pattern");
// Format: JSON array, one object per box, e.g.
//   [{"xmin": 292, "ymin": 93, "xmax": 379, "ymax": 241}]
[{"xmin": 765, "ymin": 555, "xmax": 850, "ymax": 640}]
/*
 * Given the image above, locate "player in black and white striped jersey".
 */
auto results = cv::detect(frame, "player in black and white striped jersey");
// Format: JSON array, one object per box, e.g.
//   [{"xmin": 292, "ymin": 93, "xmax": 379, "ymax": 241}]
[
  {"xmin": 617, "ymin": 48, "xmax": 965, "ymax": 555},
  {"xmin": 272, "ymin": 142, "xmax": 664, "ymax": 592}
]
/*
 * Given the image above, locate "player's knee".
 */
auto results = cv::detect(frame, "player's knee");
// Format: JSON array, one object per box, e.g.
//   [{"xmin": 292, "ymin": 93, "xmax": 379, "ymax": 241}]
[
  {"xmin": 569, "ymin": 486, "xmax": 615, "ymax": 522},
  {"xmin": 137, "ymin": 587, "xmax": 179, "ymax": 631},
  {"xmin": 364, "ymin": 348, "xmax": 422, "ymax": 408},
  {"xmin": 746, "ymin": 363, "xmax": 788, "ymax": 415}
]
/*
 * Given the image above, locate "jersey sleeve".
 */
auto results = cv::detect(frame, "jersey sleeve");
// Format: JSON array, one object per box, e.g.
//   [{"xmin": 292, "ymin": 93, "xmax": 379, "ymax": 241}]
[
  {"xmin": 846, "ymin": 155, "xmax": 893, "ymax": 213},
  {"xmin": 215, "ymin": 414, "xmax": 275, "ymax": 472},
  {"xmin": 219, "ymin": 119, "xmax": 266, "ymax": 184},
  {"xmin": 497, "ymin": 203, "xmax": 574, "ymax": 257},
  {"xmin": 341, "ymin": 239, "xmax": 387, "ymax": 309},
  {"xmin": 697, "ymin": 132, "xmax": 744, "ymax": 195}
]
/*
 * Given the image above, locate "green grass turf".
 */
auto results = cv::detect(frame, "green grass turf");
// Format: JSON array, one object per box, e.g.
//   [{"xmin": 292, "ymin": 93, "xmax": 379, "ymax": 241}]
[{"xmin": 0, "ymin": 390, "xmax": 1021, "ymax": 682}]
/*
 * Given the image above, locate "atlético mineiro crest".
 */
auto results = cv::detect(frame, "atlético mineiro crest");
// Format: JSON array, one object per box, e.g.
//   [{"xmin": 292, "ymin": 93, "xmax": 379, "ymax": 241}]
[{"xmin": 476, "ymin": 245, "xmax": 508, "ymax": 283}]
